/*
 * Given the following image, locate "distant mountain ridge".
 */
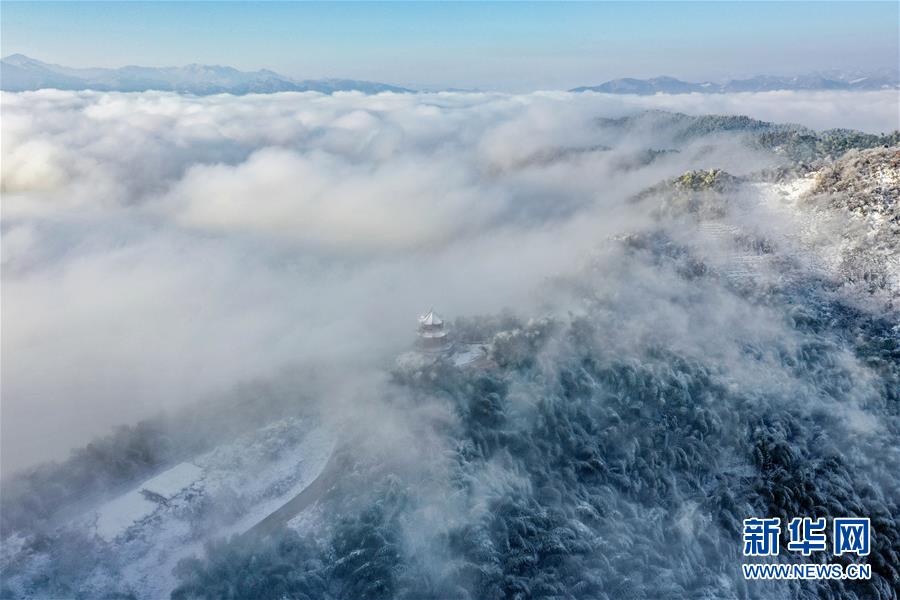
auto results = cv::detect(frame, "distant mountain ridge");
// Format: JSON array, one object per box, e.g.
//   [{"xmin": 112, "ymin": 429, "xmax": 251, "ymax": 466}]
[
  {"xmin": 4, "ymin": 54, "xmax": 897, "ymax": 96},
  {"xmin": 0, "ymin": 54, "xmax": 414, "ymax": 95},
  {"xmin": 571, "ymin": 70, "xmax": 900, "ymax": 94}
]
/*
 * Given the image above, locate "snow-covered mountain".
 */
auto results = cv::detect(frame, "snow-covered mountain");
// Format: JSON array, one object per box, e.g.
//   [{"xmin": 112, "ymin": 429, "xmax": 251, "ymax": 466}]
[
  {"xmin": 2, "ymin": 93, "xmax": 898, "ymax": 599},
  {"xmin": 571, "ymin": 70, "xmax": 900, "ymax": 94},
  {"xmin": 0, "ymin": 54, "xmax": 414, "ymax": 94}
]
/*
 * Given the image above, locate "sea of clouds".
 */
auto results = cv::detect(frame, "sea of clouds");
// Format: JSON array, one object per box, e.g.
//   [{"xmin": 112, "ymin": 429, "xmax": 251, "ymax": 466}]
[{"xmin": 2, "ymin": 88, "xmax": 898, "ymax": 474}]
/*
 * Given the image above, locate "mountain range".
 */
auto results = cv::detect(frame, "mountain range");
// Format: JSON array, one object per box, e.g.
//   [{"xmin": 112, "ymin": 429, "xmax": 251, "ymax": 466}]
[
  {"xmin": 570, "ymin": 71, "xmax": 899, "ymax": 94},
  {"xmin": 0, "ymin": 54, "xmax": 413, "ymax": 95},
  {"xmin": 3, "ymin": 54, "xmax": 898, "ymax": 95}
]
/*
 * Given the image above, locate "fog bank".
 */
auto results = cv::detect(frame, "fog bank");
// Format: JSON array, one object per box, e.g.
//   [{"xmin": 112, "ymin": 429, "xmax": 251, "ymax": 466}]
[{"xmin": 1, "ymin": 88, "xmax": 896, "ymax": 473}]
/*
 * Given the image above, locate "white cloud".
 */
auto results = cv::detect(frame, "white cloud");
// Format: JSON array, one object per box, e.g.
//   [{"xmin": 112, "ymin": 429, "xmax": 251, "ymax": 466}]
[
  {"xmin": 1, "ymin": 88, "xmax": 895, "ymax": 473},
  {"xmin": 163, "ymin": 146, "xmax": 506, "ymax": 249}
]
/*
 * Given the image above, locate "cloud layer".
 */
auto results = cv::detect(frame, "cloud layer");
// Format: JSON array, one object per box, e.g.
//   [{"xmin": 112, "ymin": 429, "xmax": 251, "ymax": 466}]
[{"xmin": 1, "ymin": 89, "xmax": 896, "ymax": 473}]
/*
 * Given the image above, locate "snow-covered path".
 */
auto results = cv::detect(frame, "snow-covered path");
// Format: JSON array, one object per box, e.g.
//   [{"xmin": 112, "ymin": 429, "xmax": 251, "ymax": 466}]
[{"xmin": 241, "ymin": 447, "xmax": 342, "ymax": 540}]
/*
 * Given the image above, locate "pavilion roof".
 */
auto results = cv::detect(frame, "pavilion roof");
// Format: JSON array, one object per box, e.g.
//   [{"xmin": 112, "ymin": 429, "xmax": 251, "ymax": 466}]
[{"xmin": 418, "ymin": 309, "xmax": 444, "ymax": 327}]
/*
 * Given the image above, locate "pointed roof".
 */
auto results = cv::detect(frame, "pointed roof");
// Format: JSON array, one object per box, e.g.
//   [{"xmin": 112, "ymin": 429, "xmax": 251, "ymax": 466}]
[{"xmin": 418, "ymin": 308, "xmax": 443, "ymax": 327}]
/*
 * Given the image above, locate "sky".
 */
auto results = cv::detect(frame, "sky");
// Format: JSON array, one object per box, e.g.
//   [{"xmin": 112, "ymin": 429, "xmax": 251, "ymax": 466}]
[{"xmin": 2, "ymin": 1, "xmax": 898, "ymax": 91}]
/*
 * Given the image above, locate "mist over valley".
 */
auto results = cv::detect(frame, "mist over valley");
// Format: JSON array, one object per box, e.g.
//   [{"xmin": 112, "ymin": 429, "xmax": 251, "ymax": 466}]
[{"xmin": 1, "ymin": 84, "xmax": 899, "ymax": 599}]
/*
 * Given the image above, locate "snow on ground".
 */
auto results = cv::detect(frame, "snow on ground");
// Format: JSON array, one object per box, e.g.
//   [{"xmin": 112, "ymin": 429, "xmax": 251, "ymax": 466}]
[
  {"xmin": 92, "ymin": 462, "xmax": 204, "ymax": 542},
  {"xmin": 667, "ymin": 172, "xmax": 877, "ymax": 294},
  {"xmin": 754, "ymin": 174, "xmax": 889, "ymax": 282},
  {"xmin": 452, "ymin": 344, "xmax": 488, "ymax": 367},
  {"xmin": 209, "ymin": 425, "xmax": 335, "ymax": 538},
  {"xmin": 287, "ymin": 501, "xmax": 326, "ymax": 534},
  {"xmin": 753, "ymin": 175, "xmax": 823, "ymax": 245},
  {"xmin": 142, "ymin": 462, "xmax": 204, "ymax": 500},
  {"xmin": 736, "ymin": 170, "xmax": 898, "ymax": 309},
  {"xmin": 91, "ymin": 490, "xmax": 162, "ymax": 544},
  {"xmin": 0, "ymin": 417, "xmax": 337, "ymax": 600},
  {"xmin": 397, "ymin": 343, "xmax": 490, "ymax": 371},
  {"xmin": 748, "ymin": 176, "xmax": 841, "ymax": 275},
  {"xmin": 113, "ymin": 419, "xmax": 335, "ymax": 599}
]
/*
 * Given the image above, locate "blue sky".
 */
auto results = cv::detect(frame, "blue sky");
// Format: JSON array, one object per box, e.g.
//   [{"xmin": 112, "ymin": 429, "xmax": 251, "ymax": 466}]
[{"xmin": 2, "ymin": 2, "xmax": 897, "ymax": 90}]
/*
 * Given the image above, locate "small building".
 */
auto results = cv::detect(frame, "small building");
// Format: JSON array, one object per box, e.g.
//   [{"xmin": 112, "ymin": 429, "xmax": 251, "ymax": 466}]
[
  {"xmin": 417, "ymin": 308, "xmax": 452, "ymax": 352},
  {"xmin": 396, "ymin": 309, "xmax": 492, "ymax": 372}
]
